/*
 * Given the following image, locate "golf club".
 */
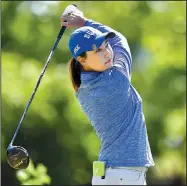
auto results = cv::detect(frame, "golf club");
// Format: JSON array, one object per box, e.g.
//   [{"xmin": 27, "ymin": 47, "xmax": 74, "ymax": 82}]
[{"xmin": 6, "ymin": 4, "xmax": 78, "ymax": 169}]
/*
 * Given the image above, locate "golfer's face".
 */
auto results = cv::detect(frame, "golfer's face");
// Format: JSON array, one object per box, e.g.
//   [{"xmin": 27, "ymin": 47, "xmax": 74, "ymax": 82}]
[{"xmin": 85, "ymin": 41, "xmax": 114, "ymax": 72}]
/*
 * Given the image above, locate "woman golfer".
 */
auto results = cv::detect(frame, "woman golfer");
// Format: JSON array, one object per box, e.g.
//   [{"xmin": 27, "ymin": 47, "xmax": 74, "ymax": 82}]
[{"xmin": 61, "ymin": 5, "xmax": 155, "ymax": 185}]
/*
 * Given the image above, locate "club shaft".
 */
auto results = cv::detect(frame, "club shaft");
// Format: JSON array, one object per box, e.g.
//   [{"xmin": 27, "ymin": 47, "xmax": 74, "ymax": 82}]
[{"xmin": 10, "ymin": 26, "xmax": 66, "ymax": 146}]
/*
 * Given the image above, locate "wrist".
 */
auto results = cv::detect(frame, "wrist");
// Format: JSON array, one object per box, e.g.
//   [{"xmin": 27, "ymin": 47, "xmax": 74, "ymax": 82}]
[{"xmin": 82, "ymin": 17, "xmax": 89, "ymax": 26}]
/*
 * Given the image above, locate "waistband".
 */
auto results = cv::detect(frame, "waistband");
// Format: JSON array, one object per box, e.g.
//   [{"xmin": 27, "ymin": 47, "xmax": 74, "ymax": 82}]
[{"xmin": 107, "ymin": 166, "xmax": 148, "ymax": 172}]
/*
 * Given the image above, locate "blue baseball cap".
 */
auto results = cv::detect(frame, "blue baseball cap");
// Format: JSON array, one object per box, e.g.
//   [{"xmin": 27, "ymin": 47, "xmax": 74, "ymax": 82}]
[{"xmin": 69, "ymin": 26, "xmax": 116, "ymax": 59}]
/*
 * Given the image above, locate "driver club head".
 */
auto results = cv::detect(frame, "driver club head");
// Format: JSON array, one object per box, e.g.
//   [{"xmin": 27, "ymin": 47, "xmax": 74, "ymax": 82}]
[{"xmin": 7, "ymin": 145, "xmax": 30, "ymax": 169}]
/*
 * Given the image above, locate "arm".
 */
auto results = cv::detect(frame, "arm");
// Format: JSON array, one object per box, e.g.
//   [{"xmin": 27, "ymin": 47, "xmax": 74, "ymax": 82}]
[
  {"xmin": 85, "ymin": 19, "xmax": 132, "ymax": 80},
  {"xmin": 61, "ymin": 9, "xmax": 132, "ymax": 80}
]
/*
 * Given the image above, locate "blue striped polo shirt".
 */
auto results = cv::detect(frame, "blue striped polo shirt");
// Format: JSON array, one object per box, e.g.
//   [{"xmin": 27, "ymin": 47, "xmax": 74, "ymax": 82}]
[{"xmin": 76, "ymin": 19, "xmax": 155, "ymax": 168}]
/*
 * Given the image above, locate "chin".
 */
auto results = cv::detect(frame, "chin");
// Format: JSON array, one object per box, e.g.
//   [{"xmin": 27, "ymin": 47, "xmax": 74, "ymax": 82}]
[
  {"xmin": 103, "ymin": 65, "xmax": 112, "ymax": 71},
  {"xmin": 107, "ymin": 62, "xmax": 113, "ymax": 68}
]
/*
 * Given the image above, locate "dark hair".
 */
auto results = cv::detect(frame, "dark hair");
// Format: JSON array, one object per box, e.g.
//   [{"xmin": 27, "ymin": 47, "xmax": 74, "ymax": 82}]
[{"xmin": 68, "ymin": 52, "xmax": 87, "ymax": 92}]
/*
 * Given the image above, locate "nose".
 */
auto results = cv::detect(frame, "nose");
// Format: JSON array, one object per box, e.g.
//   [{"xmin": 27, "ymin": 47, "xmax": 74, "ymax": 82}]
[{"xmin": 103, "ymin": 48, "xmax": 110, "ymax": 58}]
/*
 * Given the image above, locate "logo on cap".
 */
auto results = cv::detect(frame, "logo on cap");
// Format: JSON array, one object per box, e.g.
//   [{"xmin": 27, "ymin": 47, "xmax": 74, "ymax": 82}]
[
  {"xmin": 74, "ymin": 44, "xmax": 80, "ymax": 55},
  {"xmin": 92, "ymin": 44, "xmax": 97, "ymax": 50},
  {"xmin": 84, "ymin": 30, "xmax": 96, "ymax": 39}
]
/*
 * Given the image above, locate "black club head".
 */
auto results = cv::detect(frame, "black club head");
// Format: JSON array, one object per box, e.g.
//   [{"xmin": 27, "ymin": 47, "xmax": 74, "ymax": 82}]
[{"xmin": 7, "ymin": 145, "xmax": 29, "ymax": 169}]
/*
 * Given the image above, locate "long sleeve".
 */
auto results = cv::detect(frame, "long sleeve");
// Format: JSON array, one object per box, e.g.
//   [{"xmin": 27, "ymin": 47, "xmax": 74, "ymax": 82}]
[{"xmin": 84, "ymin": 19, "xmax": 132, "ymax": 80}]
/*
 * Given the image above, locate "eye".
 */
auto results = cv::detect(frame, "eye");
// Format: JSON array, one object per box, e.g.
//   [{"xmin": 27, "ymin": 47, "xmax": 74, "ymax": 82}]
[
  {"xmin": 105, "ymin": 42, "xmax": 109, "ymax": 48},
  {"xmin": 96, "ymin": 48, "xmax": 102, "ymax": 53}
]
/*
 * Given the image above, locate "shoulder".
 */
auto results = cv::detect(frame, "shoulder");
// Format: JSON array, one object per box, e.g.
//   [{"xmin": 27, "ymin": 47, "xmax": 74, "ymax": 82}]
[
  {"xmin": 103, "ymin": 67, "xmax": 130, "ymax": 86},
  {"xmin": 77, "ymin": 68, "xmax": 130, "ymax": 98}
]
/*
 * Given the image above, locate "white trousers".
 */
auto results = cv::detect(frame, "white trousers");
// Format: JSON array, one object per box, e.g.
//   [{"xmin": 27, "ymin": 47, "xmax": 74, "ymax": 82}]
[{"xmin": 92, "ymin": 167, "xmax": 147, "ymax": 185}]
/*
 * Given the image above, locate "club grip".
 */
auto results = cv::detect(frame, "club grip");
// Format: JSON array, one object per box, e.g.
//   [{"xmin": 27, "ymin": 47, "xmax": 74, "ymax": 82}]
[
  {"xmin": 52, "ymin": 26, "xmax": 66, "ymax": 51},
  {"xmin": 52, "ymin": 4, "xmax": 77, "ymax": 51},
  {"xmin": 57, "ymin": 26, "xmax": 66, "ymax": 39}
]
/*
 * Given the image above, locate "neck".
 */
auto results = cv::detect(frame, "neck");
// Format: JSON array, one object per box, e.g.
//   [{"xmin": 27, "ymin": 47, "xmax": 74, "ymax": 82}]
[{"xmin": 82, "ymin": 66, "xmax": 95, "ymax": 72}]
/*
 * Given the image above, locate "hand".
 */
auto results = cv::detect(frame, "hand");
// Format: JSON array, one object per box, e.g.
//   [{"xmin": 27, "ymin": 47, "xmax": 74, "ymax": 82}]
[
  {"xmin": 61, "ymin": 13, "xmax": 87, "ymax": 28},
  {"xmin": 60, "ymin": 5, "xmax": 87, "ymax": 28}
]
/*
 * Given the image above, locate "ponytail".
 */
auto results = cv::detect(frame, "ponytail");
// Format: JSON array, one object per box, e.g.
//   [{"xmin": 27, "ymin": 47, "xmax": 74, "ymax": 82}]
[{"xmin": 68, "ymin": 52, "xmax": 87, "ymax": 92}]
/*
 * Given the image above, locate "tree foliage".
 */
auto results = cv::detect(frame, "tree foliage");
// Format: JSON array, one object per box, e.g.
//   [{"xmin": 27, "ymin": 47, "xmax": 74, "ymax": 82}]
[
  {"xmin": 2, "ymin": 1, "xmax": 186, "ymax": 185},
  {"xmin": 16, "ymin": 160, "xmax": 51, "ymax": 185}
]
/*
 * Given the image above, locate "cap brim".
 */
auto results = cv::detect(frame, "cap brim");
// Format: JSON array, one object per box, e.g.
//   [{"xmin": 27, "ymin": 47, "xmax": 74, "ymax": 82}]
[{"xmin": 94, "ymin": 32, "xmax": 116, "ymax": 48}]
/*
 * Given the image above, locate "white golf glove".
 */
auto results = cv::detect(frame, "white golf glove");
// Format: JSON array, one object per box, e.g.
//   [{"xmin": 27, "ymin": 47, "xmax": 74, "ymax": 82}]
[
  {"xmin": 61, "ymin": 4, "xmax": 87, "ymax": 28},
  {"xmin": 61, "ymin": 4, "xmax": 83, "ymax": 18}
]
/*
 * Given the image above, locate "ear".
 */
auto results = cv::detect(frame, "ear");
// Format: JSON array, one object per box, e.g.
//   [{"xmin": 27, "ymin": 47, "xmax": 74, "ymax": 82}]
[{"xmin": 77, "ymin": 56, "xmax": 86, "ymax": 66}]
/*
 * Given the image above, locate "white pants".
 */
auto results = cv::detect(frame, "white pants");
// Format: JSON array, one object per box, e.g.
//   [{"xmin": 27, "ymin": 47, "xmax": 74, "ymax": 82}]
[{"xmin": 92, "ymin": 167, "xmax": 147, "ymax": 185}]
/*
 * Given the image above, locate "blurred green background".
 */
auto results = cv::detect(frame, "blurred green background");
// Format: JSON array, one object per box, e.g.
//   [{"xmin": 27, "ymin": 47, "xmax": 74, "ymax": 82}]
[{"xmin": 1, "ymin": 1, "xmax": 186, "ymax": 185}]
